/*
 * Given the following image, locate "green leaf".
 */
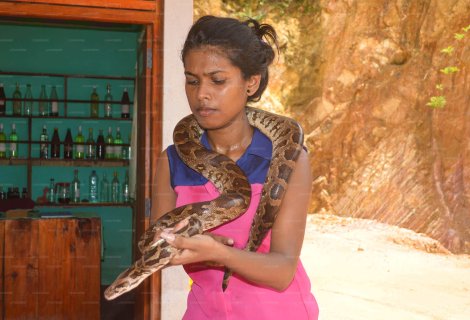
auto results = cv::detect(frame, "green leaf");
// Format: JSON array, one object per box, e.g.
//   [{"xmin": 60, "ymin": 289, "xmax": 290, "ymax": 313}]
[
  {"xmin": 440, "ymin": 46, "xmax": 454, "ymax": 55},
  {"xmin": 436, "ymin": 84, "xmax": 444, "ymax": 91},
  {"xmin": 454, "ymin": 33, "xmax": 465, "ymax": 40},
  {"xmin": 463, "ymin": 25, "xmax": 470, "ymax": 32},
  {"xmin": 426, "ymin": 96, "xmax": 446, "ymax": 108},
  {"xmin": 440, "ymin": 66, "xmax": 460, "ymax": 74}
]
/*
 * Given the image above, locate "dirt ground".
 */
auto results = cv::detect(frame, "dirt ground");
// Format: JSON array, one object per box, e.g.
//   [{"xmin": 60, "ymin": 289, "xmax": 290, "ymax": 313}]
[{"xmin": 301, "ymin": 214, "xmax": 470, "ymax": 320}]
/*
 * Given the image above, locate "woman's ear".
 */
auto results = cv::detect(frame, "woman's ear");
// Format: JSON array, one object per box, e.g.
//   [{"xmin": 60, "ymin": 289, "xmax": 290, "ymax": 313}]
[{"xmin": 246, "ymin": 74, "xmax": 261, "ymax": 96}]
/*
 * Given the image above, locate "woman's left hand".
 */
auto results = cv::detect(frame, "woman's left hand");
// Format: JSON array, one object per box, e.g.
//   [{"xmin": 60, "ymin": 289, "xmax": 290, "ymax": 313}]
[{"xmin": 160, "ymin": 230, "xmax": 232, "ymax": 267}]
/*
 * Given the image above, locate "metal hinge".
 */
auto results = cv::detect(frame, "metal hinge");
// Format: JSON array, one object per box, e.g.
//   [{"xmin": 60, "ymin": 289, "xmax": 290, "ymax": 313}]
[
  {"xmin": 146, "ymin": 48, "xmax": 152, "ymax": 69},
  {"xmin": 145, "ymin": 198, "xmax": 151, "ymax": 217}
]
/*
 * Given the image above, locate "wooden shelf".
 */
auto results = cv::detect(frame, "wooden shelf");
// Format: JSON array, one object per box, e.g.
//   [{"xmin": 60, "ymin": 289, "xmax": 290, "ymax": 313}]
[
  {"xmin": 35, "ymin": 202, "xmax": 133, "ymax": 207},
  {"xmin": 31, "ymin": 158, "xmax": 129, "ymax": 167},
  {"xmin": 0, "ymin": 158, "xmax": 29, "ymax": 165}
]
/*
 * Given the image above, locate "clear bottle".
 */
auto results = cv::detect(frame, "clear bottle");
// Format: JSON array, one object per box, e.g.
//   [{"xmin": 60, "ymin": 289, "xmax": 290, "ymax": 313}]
[
  {"xmin": 71, "ymin": 169, "xmax": 81, "ymax": 203},
  {"xmin": 89, "ymin": 170, "xmax": 99, "ymax": 203},
  {"xmin": 49, "ymin": 85, "xmax": 59, "ymax": 117},
  {"xmin": 105, "ymin": 127, "xmax": 114, "ymax": 160},
  {"xmin": 24, "ymin": 84, "xmax": 33, "ymax": 116},
  {"xmin": 50, "ymin": 128, "xmax": 61, "ymax": 158},
  {"xmin": 96, "ymin": 129, "xmax": 105, "ymax": 160},
  {"xmin": 74, "ymin": 126, "xmax": 85, "ymax": 159},
  {"xmin": 0, "ymin": 186, "xmax": 6, "ymax": 200},
  {"xmin": 90, "ymin": 86, "xmax": 99, "ymax": 118},
  {"xmin": 114, "ymin": 127, "xmax": 122, "ymax": 159},
  {"xmin": 122, "ymin": 134, "xmax": 131, "ymax": 160},
  {"xmin": 63, "ymin": 128, "xmax": 73, "ymax": 159},
  {"xmin": 9, "ymin": 123, "xmax": 18, "ymax": 159},
  {"xmin": 100, "ymin": 172, "xmax": 110, "ymax": 203},
  {"xmin": 121, "ymin": 88, "xmax": 130, "ymax": 119},
  {"xmin": 111, "ymin": 171, "xmax": 120, "ymax": 203},
  {"xmin": 12, "ymin": 83, "xmax": 22, "ymax": 116},
  {"xmin": 104, "ymin": 84, "xmax": 113, "ymax": 118},
  {"xmin": 122, "ymin": 170, "xmax": 130, "ymax": 203},
  {"xmin": 86, "ymin": 128, "xmax": 95, "ymax": 159},
  {"xmin": 38, "ymin": 84, "xmax": 48, "ymax": 117},
  {"xmin": 47, "ymin": 178, "xmax": 56, "ymax": 203},
  {"xmin": 0, "ymin": 123, "xmax": 6, "ymax": 158},
  {"xmin": 39, "ymin": 125, "xmax": 49, "ymax": 159},
  {"xmin": 0, "ymin": 83, "xmax": 5, "ymax": 116}
]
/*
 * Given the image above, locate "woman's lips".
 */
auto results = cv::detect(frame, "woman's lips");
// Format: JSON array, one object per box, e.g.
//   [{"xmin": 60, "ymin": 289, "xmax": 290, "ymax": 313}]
[{"xmin": 196, "ymin": 107, "xmax": 217, "ymax": 117}]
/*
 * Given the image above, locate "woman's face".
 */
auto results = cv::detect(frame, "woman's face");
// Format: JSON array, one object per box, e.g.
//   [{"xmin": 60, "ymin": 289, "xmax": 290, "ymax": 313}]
[{"xmin": 183, "ymin": 46, "xmax": 259, "ymax": 130}]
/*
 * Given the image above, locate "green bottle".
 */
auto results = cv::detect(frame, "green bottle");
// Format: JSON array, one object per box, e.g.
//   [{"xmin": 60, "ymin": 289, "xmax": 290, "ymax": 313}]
[
  {"xmin": 104, "ymin": 84, "xmax": 113, "ymax": 118},
  {"xmin": 105, "ymin": 127, "xmax": 114, "ymax": 160},
  {"xmin": 122, "ymin": 170, "xmax": 130, "ymax": 203},
  {"xmin": 9, "ymin": 123, "xmax": 18, "ymax": 159},
  {"xmin": 24, "ymin": 84, "xmax": 33, "ymax": 116},
  {"xmin": 90, "ymin": 86, "xmax": 99, "ymax": 118},
  {"xmin": 38, "ymin": 85, "xmax": 48, "ymax": 117},
  {"xmin": 74, "ymin": 126, "xmax": 85, "ymax": 159},
  {"xmin": 0, "ymin": 123, "xmax": 6, "ymax": 158},
  {"xmin": 12, "ymin": 83, "xmax": 22, "ymax": 116},
  {"xmin": 86, "ymin": 128, "xmax": 95, "ymax": 159},
  {"xmin": 114, "ymin": 127, "xmax": 122, "ymax": 159},
  {"xmin": 111, "ymin": 171, "xmax": 120, "ymax": 203}
]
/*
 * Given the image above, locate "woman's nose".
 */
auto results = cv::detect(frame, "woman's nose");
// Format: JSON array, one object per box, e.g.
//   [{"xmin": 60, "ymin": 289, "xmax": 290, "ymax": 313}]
[{"xmin": 197, "ymin": 83, "xmax": 210, "ymax": 101}]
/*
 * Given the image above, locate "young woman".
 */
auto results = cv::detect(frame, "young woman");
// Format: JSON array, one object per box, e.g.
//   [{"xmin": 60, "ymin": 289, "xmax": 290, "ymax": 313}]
[{"xmin": 152, "ymin": 15, "xmax": 319, "ymax": 319}]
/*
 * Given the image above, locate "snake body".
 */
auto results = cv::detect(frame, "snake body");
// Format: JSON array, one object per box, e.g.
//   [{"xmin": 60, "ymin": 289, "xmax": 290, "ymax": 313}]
[{"xmin": 104, "ymin": 107, "xmax": 303, "ymax": 300}]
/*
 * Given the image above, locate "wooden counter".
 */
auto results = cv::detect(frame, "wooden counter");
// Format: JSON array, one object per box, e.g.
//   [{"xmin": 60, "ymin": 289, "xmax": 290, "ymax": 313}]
[{"xmin": 0, "ymin": 217, "xmax": 101, "ymax": 320}]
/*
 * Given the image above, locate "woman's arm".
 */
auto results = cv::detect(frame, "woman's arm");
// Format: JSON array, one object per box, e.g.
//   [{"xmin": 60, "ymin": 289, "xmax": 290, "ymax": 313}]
[{"xmin": 162, "ymin": 149, "xmax": 313, "ymax": 291}]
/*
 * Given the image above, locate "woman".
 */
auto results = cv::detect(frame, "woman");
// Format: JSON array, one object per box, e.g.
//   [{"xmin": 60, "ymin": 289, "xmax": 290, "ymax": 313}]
[{"xmin": 153, "ymin": 15, "xmax": 319, "ymax": 319}]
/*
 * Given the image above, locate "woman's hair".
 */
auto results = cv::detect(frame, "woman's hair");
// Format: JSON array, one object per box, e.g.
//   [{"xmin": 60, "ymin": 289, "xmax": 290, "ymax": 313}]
[{"xmin": 181, "ymin": 15, "xmax": 278, "ymax": 102}]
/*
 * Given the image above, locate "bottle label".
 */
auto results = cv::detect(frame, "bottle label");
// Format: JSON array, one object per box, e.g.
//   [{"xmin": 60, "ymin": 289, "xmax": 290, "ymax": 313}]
[
  {"xmin": 76, "ymin": 145, "xmax": 85, "ymax": 153},
  {"xmin": 9, "ymin": 143, "xmax": 17, "ymax": 152},
  {"xmin": 0, "ymin": 143, "xmax": 5, "ymax": 152},
  {"xmin": 114, "ymin": 146, "xmax": 122, "ymax": 157},
  {"xmin": 122, "ymin": 104, "xmax": 130, "ymax": 114},
  {"xmin": 0, "ymin": 100, "xmax": 5, "ymax": 106},
  {"xmin": 106, "ymin": 145, "xmax": 114, "ymax": 155},
  {"xmin": 51, "ymin": 101, "xmax": 59, "ymax": 113}
]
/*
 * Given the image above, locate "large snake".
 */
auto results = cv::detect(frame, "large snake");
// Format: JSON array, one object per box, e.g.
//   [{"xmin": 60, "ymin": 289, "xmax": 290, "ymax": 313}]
[{"xmin": 104, "ymin": 106, "xmax": 304, "ymax": 300}]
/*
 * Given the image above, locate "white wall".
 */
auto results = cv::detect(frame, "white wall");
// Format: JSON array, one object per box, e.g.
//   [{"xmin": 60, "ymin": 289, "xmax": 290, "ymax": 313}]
[{"xmin": 162, "ymin": 1, "xmax": 193, "ymax": 319}]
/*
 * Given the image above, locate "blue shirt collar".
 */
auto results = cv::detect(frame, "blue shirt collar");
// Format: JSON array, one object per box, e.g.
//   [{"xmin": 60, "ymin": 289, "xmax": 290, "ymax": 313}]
[{"xmin": 201, "ymin": 127, "xmax": 272, "ymax": 161}]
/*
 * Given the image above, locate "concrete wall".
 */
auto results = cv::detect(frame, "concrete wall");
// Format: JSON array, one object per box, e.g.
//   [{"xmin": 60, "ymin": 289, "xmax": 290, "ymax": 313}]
[{"xmin": 162, "ymin": 1, "xmax": 193, "ymax": 319}]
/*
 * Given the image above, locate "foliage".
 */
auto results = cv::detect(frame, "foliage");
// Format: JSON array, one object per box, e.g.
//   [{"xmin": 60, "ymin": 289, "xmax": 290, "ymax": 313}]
[{"xmin": 426, "ymin": 23, "xmax": 469, "ymax": 109}]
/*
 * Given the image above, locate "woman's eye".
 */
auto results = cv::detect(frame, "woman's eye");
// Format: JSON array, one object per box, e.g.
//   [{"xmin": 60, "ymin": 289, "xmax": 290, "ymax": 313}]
[
  {"xmin": 213, "ymin": 79, "xmax": 226, "ymax": 85},
  {"xmin": 186, "ymin": 79, "xmax": 199, "ymax": 86}
]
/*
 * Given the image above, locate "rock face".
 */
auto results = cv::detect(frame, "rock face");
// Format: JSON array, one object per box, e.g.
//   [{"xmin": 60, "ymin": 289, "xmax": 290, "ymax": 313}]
[{"xmin": 194, "ymin": 1, "xmax": 470, "ymax": 253}]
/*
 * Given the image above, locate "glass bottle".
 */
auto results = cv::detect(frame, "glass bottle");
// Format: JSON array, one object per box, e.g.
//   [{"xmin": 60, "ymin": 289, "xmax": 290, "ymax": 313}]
[
  {"xmin": 38, "ymin": 84, "xmax": 48, "ymax": 117},
  {"xmin": 121, "ymin": 88, "xmax": 130, "ymax": 118},
  {"xmin": 71, "ymin": 169, "xmax": 80, "ymax": 203},
  {"xmin": 9, "ymin": 123, "xmax": 18, "ymax": 159},
  {"xmin": 63, "ymin": 128, "xmax": 73, "ymax": 159},
  {"xmin": 0, "ymin": 186, "xmax": 6, "ymax": 200},
  {"xmin": 47, "ymin": 178, "xmax": 56, "ymax": 203},
  {"xmin": 12, "ymin": 83, "xmax": 22, "ymax": 116},
  {"xmin": 104, "ymin": 84, "xmax": 113, "ymax": 118},
  {"xmin": 0, "ymin": 83, "xmax": 5, "ymax": 116},
  {"xmin": 21, "ymin": 187, "xmax": 28, "ymax": 199},
  {"xmin": 90, "ymin": 86, "xmax": 99, "ymax": 118},
  {"xmin": 50, "ymin": 128, "xmax": 61, "ymax": 158},
  {"xmin": 111, "ymin": 171, "xmax": 120, "ymax": 203},
  {"xmin": 39, "ymin": 125, "xmax": 49, "ymax": 159},
  {"xmin": 89, "ymin": 170, "xmax": 99, "ymax": 203},
  {"xmin": 105, "ymin": 127, "xmax": 114, "ymax": 160},
  {"xmin": 114, "ymin": 127, "xmax": 122, "ymax": 159},
  {"xmin": 100, "ymin": 172, "xmax": 110, "ymax": 203},
  {"xmin": 49, "ymin": 85, "xmax": 59, "ymax": 117},
  {"xmin": 122, "ymin": 170, "xmax": 130, "ymax": 203},
  {"xmin": 96, "ymin": 129, "xmax": 105, "ymax": 160},
  {"xmin": 24, "ymin": 84, "xmax": 33, "ymax": 116},
  {"xmin": 0, "ymin": 123, "xmax": 6, "ymax": 158},
  {"xmin": 86, "ymin": 128, "xmax": 95, "ymax": 159},
  {"xmin": 74, "ymin": 126, "xmax": 85, "ymax": 159}
]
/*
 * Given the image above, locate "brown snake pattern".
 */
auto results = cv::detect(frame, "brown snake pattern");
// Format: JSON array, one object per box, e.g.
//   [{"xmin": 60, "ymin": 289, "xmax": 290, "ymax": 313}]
[{"xmin": 104, "ymin": 106, "xmax": 304, "ymax": 300}]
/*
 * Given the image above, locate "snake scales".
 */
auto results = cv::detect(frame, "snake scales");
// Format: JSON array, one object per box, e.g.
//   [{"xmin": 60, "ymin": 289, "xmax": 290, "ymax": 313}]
[{"xmin": 104, "ymin": 106, "xmax": 304, "ymax": 300}]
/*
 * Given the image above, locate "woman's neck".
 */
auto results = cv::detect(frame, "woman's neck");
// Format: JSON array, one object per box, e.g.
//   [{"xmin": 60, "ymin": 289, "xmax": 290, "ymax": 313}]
[{"xmin": 206, "ymin": 119, "xmax": 253, "ymax": 162}]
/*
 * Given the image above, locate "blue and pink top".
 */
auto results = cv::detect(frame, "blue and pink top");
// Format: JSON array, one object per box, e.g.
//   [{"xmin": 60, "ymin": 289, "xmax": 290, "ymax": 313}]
[{"xmin": 167, "ymin": 128, "xmax": 319, "ymax": 319}]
